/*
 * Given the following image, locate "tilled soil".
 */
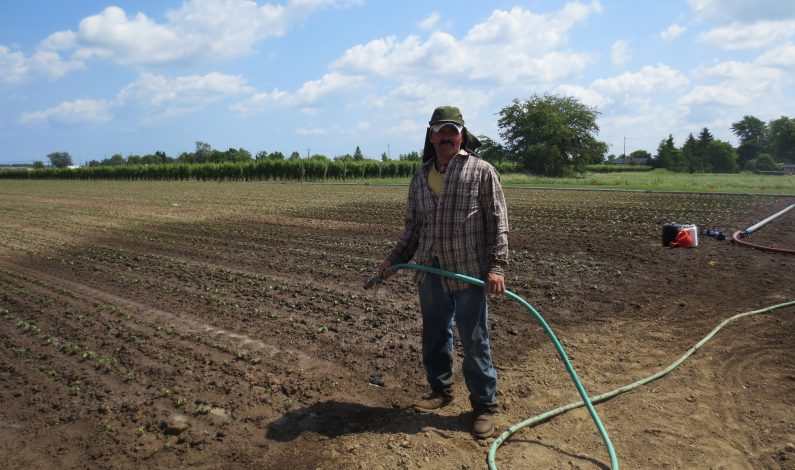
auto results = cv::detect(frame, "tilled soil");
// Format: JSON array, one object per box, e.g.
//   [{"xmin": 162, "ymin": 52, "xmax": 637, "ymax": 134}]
[{"xmin": 0, "ymin": 181, "xmax": 793, "ymax": 470}]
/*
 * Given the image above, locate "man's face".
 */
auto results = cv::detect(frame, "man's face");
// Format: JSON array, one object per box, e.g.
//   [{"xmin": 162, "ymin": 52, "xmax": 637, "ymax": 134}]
[{"xmin": 429, "ymin": 123, "xmax": 463, "ymax": 160}]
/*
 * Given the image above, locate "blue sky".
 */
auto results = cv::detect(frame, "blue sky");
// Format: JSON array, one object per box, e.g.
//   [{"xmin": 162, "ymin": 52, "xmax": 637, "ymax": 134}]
[{"xmin": 1, "ymin": 0, "xmax": 794, "ymax": 165}]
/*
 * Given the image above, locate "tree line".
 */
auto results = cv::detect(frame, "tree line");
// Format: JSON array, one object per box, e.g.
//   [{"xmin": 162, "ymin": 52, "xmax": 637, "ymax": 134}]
[
  {"xmin": 476, "ymin": 94, "xmax": 794, "ymax": 176},
  {"xmin": 652, "ymin": 116, "xmax": 794, "ymax": 174},
  {"xmin": 14, "ymin": 94, "xmax": 795, "ymax": 178},
  {"xmin": 35, "ymin": 142, "xmax": 423, "ymax": 170}
]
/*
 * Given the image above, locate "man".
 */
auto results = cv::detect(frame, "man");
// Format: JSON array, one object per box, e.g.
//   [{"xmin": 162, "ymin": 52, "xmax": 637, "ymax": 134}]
[{"xmin": 379, "ymin": 106, "xmax": 509, "ymax": 439}]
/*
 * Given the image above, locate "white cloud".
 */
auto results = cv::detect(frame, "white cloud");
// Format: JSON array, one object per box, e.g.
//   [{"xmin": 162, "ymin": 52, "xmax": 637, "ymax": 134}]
[
  {"xmin": 0, "ymin": 46, "xmax": 30, "ymax": 84},
  {"xmin": 294, "ymin": 72, "xmax": 365, "ymax": 103},
  {"xmin": 39, "ymin": 30, "xmax": 77, "ymax": 50},
  {"xmin": 19, "ymin": 71, "xmax": 253, "ymax": 125},
  {"xmin": 674, "ymin": 52, "xmax": 794, "ymax": 143},
  {"xmin": 680, "ymin": 59, "xmax": 788, "ymax": 109},
  {"xmin": 264, "ymin": 2, "xmax": 603, "ymax": 132},
  {"xmin": 230, "ymin": 72, "xmax": 363, "ymax": 115},
  {"xmin": 687, "ymin": 0, "xmax": 795, "ymax": 24},
  {"xmin": 31, "ymin": 50, "xmax": 84, "ymax": 79},
  {"xmin": 19, "ymin": 99, "xmax": 113, "ymax": 124},
  {"xmin": 72, "ymin": 6, "xmax": 196, "ymax": 66},
  {"xmin": 593, "ymin": 64, "xmax": 689, "ymax": 94},
  {"xmin": 333, "ymin": 3, "xmax": 601, "ymax": 86},
  {"xmin": 296, "ymin": 125, "xmax": 336, "ymax": 136},
  {"xmin": 555, "ymin": 84, "xmax": 612, "ymax": 108},
  {"xmin": 118, "ymin": 72, "xmax": 253, "ymax": 117},
  {"xmin": 417, "ymin": 12, "xmax": 440, "ymax": 31},
  {"xmin": 333, "ymin": 32, "xmax": 468, "ymax": 78},
  {"xmin": 611, "ymin": 40, "xmax": 630, "ymax": 67},
  {"xmin": 231, "ymin": 90, "xmax": 292, "ymax": 116},
  {"xmin": 332, "ymin": 35, "xmax": 400, "ymax": 75},
  {"xmin": 757, "ymin": 42, "xmax": 795, "ymax": 68},
  {"xmin": 699, "ymin": 20, "xmax": 795, "ymax": 49},
  {"xmin": 465, "ymin": 3, "xmax": 599, "ymax": 52},
  {"xmin": 300, "ymin": 106, "xmax": 321, "ymax": 116},
  {"xmin": 294, "ymin": 121, "xmax": 370, "ymax": 137},
  {"xmin": 0, "ymin": 43, "xmax": 83, "ymax": 84},
  {"xmin": 678, "ymin": 84, "xmax": 752, "ymax": 107},
  {"xmin": 28, "ymin": 0, "xmax": 355, "ymax": 72},
  {"xmin": 660, "ymin": 24, "xmax": 686, "ymax": 41}
]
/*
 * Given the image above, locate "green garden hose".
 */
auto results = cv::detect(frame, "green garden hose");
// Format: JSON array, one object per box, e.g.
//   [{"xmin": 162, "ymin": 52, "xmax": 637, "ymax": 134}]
[
  {"xmin": 375, "ymin": 263, "xmax": 795, "ymax": 470},
  {"xmin": 380, "ymin": 263, "xmax": 619, "ymax": 469},
  {"xmin": 488, "ymin": 298, "xmax": 795, "ymax": 469}
]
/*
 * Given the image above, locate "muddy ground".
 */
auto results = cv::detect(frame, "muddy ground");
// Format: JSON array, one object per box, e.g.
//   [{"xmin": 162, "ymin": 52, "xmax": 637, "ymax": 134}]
[{"xmin": 0, "ymin": 181, "xmax": 793, "ymax": 470}]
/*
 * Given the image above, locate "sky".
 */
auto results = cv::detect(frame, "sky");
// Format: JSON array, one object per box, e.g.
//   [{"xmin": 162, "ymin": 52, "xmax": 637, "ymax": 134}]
[{"xmin": 1, "ymin": 0, "xmax": 794, "ymax": 165}]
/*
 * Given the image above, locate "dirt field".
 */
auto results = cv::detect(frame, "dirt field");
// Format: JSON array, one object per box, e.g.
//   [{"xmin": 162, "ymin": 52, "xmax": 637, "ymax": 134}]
[{"xmin": 0, "ymin": 180, "xmax": 793, "ymax": 470}]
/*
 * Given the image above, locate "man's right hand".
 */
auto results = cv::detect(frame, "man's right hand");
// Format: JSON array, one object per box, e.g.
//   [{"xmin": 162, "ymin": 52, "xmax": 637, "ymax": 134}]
[{"xmin": 378, "ymin": 260, "xmax": 395, "ymax": 280}]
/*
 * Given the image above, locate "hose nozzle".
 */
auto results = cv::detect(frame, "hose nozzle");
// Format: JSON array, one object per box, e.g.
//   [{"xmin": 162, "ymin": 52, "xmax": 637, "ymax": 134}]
[{"xmin": 363, "ymin": 275, "xmax": 383, "ymax": 290}]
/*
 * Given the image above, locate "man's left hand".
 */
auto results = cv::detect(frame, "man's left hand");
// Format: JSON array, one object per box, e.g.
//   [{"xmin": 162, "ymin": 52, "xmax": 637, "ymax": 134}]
[{"xmin": 486, "ymin": 273, "xmax": 505, "ymax": 297}]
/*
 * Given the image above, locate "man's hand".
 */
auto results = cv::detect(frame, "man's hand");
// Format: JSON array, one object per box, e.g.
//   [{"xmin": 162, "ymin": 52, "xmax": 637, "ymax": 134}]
[
  {"xmin": 378, "ymin": 260, "xmax": 395, "ymax": 280},
  {"xmin": 486, "ymin": 272, "xmax": 505, "ymax": 296}
]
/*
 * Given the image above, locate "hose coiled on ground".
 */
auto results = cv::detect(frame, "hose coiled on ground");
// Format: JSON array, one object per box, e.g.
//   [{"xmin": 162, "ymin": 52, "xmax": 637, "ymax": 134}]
[{"xmin": 368, "ymin": 263, "xmax": 795, "ymax": 470}]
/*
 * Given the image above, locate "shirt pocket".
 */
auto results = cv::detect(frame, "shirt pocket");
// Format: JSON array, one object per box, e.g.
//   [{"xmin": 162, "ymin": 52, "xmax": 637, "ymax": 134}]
[{"xmin": 448, "ymin": 185, "xmax": 480, "ymax": 238}]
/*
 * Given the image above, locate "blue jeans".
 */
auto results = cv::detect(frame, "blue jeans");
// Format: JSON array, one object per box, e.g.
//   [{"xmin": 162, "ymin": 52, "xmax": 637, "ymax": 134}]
[{"xmin": 418, "ymin": 261, "xmax": 498, "ymax": 412}]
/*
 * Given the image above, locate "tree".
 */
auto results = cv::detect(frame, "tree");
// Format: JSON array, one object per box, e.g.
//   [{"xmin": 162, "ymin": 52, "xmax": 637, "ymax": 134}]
[
  {"xmin": 141, "ymin": 151, "xmax": 170, "ymax": 165},
  {"xmin": 47, "ymin": 151, "xmax": 73, "ymax": 168},
  {"xmin": 629, "ymin": 149, "xmax": 651, "ymax": 165},
  {"xmin": 32, "ymin": 160, "xmax": 45, "ymax": 169},
  {"xmin": 225, "ymin": 147, "xmax": 252, "ymax": 162},
  {"xmin": 731, "ymin": 115, "xmax": 767, "ymax": 166},
  {"xmin": 352, "ymin": 146, "xmax": 365, "ymax": 161},
  {"xmin": 696, "ymin": 127, "xmax": 714, "ymax": 169},
  {"xmin": 194, "ymin": 141, "xmax": 212, "ymax": 163},
  {"xmin": 654, "ymin": 135, "xmax": 677, "ymax": 169},
  {"xmin": 697, "ymin": 127, "xmax": 714, "ymax": 145},
  {"xmin": 289, "ymin": 151, "xmax": 301, "ymax": 160},
  {"xmin": 398, "ymin": 151, "xmax": 420, "ymax": 161},
  {"xmin": 497, "ymin": 94, "xmax": 607, "ymax": 176},
  {"xmin": 681, "ymin": 133, "xmax": 701, "ymax": 173},
  {"xmin": 105, "ymin": 154, "xmax": 126, "ymax": 166},
  {"xmin": 380, "ymin": 152, "xmax": 389, "ymax": 162},
  {"xmin": 704, "ymin": 140, "xmax": 739, "ymax": 173},
  {"xmin": 768, "ymin": 116, "xmax": 795, "ymax": 163},
  {"xmin": 745, "ymin": 153, "xmax": 781, "ymax": 172},
  {"xmin": 256, "ymin": 150, "xmax": 284, "ymax": 160},
  {"xmin": 476, "ymin": 136, "xmax": 508, "ymax": 163}
]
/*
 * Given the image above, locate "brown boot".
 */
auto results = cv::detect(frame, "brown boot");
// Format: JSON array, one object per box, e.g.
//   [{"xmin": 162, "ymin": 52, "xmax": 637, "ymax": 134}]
[
  {"xmin": 413, "ymin": 391, "xmax": 453, "ymax": 413},
  {"xmin": 472, "ymin": 410, "xmax": 495, "ymax": 439}
]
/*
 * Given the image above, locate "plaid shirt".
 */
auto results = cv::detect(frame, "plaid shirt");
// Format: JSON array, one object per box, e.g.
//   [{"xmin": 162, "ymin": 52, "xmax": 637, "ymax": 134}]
[{"xmin": 388, "ymin": 151, "xmax": 509, "ymax": 292}]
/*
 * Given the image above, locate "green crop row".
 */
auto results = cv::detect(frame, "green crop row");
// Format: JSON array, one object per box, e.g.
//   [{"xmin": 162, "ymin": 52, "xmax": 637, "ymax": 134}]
[{"xmin": 0, "ymin": 159, "xmax": 521, "ymax": 182}]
